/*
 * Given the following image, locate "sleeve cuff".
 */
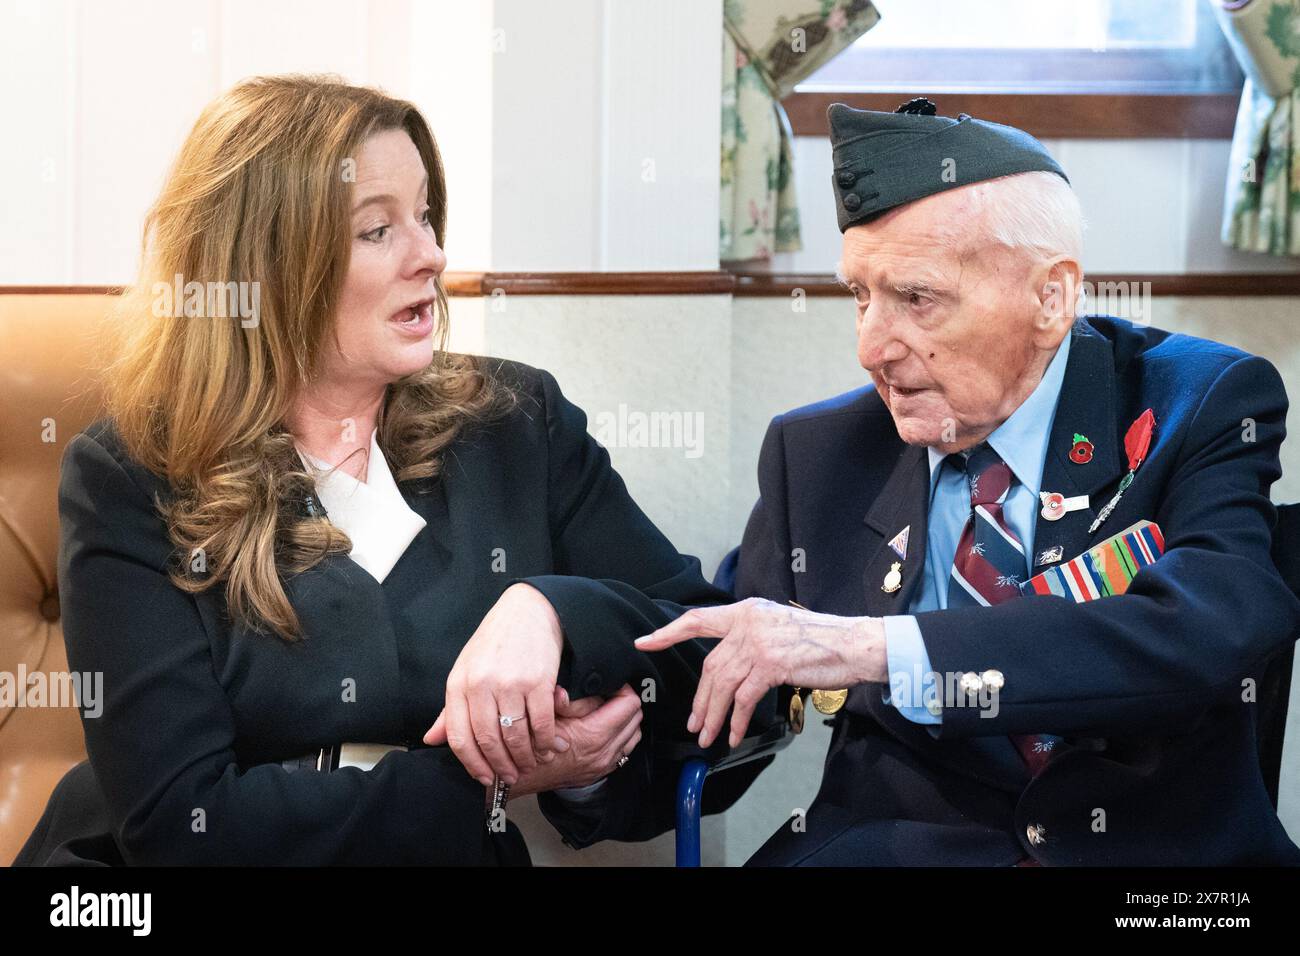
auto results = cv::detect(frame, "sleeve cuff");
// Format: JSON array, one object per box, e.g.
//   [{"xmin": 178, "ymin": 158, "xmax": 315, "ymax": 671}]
[
  {"xmin": 881, "ymin": 615, "xmax": 942, "ymax": 725},
  {"xmin": 513, "ymin": 575, "xmax": 649, "ymax": 698}
]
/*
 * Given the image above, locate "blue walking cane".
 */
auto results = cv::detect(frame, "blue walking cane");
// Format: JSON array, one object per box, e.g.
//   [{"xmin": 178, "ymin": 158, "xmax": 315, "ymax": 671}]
[
  {"xmin": 667, "ymin": 545, "xmax": 796, "ymax": 866},
  {"xmin": 672, "ymin": 722, "xmax": 793, "ymax": 866}
]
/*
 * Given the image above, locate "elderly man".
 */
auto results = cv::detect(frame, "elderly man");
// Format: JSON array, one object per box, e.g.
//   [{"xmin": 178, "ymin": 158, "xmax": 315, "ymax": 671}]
[{"xmin": 638, "ymin": 99, "xmax": 1300, "ymax": 865}]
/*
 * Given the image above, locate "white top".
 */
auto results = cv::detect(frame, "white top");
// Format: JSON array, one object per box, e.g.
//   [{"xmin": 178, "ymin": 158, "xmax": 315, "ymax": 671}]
[
  {"xmin": 295, "ymin": 427, "xmax": 427, "ymax": 584},
  {"xmin": 294, "ymin": 425, "xmax": 610, "ymax": 800}
]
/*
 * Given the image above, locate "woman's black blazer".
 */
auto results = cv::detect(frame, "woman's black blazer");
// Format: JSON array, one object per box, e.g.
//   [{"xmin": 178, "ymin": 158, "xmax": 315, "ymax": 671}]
[{"xmin": 17, "ymin": 359, "xmax": 768, "ymax": 865}]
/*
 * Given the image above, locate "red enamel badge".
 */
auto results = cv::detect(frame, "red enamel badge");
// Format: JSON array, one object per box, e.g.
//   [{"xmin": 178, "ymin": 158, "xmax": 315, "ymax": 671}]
[
  {"xmin": 1069, "ymin": 433, "xmax": 1093, "ymax": 464},
  {"xmin": 1124, "ymin": 408, "xmax": 1156, "ymax": 472},
  {"xmin": 1088, "ymin": 408, "xmax": 1157, "ymax": 534}
]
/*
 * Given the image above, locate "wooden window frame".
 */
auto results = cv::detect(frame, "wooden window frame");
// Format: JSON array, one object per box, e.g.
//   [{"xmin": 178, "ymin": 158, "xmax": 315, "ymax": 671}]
[
  {"xmin": 788, "ymin": 2, "xmax": 1243, "ymax": 140},
  {"xmin": 783, "ymin": 91, "xmax": 1242, "ymax": 140}
]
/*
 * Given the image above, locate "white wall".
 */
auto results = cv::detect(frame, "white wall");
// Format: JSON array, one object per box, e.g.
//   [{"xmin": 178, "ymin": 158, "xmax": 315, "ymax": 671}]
[{"xmin": 0, "ymin": 0, "xmax": 722, "ymax": 281}]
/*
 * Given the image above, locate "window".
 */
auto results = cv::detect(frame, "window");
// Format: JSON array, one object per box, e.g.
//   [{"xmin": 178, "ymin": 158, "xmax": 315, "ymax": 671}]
[{"xmin": 785, "ymin": 0, "xmax": 1244, "ymax": 138}]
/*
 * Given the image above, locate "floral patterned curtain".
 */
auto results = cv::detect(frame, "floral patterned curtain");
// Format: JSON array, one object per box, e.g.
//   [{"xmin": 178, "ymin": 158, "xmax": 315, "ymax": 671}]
[
  {"xmin": 721, "ymin": 0, "xmax": 881, "ymax": 262},
  {"xmin": 1213, "ymin": 0, "xmax": 1300, "ymax": 257}
]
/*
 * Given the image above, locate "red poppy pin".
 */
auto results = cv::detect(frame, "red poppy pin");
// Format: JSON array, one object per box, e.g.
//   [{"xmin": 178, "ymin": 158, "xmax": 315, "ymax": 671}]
[
  {"xmin": 1069, "ymin": 433, "xmax": 1094, "ymax": 464},
  {"xmin": 1089, "ymin": 409, "xmax": 1156, "ymax": 534}
]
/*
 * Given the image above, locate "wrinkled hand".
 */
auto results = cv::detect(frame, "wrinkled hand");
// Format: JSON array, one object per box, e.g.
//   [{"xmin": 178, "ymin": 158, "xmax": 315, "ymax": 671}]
[
  {"xmin": 423, "ymin": 583, "xmax": 565, "ymax": 786},
  {"xmin": 635, "ymin": 598, "xmax": 887, "ymax": 748},
  {"xmin": 510, "ymin": 684, "xmax": 644, "ymax": 797}
]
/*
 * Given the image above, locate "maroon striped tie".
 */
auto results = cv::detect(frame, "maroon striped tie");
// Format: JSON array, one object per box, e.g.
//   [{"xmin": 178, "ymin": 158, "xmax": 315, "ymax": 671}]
[{"xmin": 947, "ymin": 445, "xmax": 1066, "ymax": 778}]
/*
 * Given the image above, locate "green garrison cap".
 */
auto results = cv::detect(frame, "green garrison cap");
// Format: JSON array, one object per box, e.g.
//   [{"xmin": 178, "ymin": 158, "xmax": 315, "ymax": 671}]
[{"xmin": 829, "ymin": 97, "xmax": 1069, "ymax": 232}]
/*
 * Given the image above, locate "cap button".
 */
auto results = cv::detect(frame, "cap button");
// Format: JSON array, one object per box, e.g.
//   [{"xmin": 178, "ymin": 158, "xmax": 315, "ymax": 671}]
[
  {"xmin": 842, "ymin": 192, "xmax": 862, "ymax": 212},
  {"xmin": 836, "ymin": 170, "xmax": 857, "ymax": 189}
]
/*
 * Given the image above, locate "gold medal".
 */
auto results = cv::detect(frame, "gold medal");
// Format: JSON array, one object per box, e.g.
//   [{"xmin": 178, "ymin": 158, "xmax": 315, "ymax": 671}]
[
  {"xmin": 785, "ymin": 602, "xmax": 811, "ymax": 734},
  {"xmin": 788, "ymin": 688, "xmax": 805, "ymax": 734},
  {"xmin": 881, "ymin": 561, "xmax": 903, "ymax": 593},
  {"xmin": 811, "ymin": 688, "xmax": 847, "ymax": 714}
]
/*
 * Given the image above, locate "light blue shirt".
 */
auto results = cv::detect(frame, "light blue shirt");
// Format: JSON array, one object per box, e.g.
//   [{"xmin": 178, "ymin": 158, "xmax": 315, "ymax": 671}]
[{"xmin": 881, "ymin": 333, "xmax": 1072, "ymax": 725}]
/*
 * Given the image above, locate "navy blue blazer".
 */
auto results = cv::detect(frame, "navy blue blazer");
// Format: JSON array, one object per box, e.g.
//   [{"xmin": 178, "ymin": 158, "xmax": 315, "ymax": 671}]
[{"xmin": 735, "ymin": 316, "xmax": 1300, "ymax": 866}]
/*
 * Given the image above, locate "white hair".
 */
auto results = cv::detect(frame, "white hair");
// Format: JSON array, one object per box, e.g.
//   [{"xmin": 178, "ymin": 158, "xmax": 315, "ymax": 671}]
[
  {"xmin": 834, "ymin": 171, "xmax": 1086, "ymax": 286},
  {"xmin": 968, "ymin": 170, "xmax": 1086, "ymax": 263}
]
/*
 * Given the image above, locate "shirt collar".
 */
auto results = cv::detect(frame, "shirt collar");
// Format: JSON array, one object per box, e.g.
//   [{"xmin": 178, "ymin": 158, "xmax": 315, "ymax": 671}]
[
  {"xmin": 925, "ymin": 331, "xmax": 1072, "ymax": 497},
  {"xmin": 296, "ymin": 427, "xmax": 427, "ymax": 584}
]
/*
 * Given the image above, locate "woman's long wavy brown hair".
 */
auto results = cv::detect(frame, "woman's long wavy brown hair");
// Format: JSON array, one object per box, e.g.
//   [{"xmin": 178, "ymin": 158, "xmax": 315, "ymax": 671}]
[{"xmin": 102, "ymin": 74, "xmax": 512, "ymax": 642}]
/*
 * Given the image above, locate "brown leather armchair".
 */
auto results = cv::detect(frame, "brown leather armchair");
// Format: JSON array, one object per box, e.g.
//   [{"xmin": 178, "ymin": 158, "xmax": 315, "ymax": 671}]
[{"xmin": 0, "ymin": 291, "xmax": 117, "ymax": 865}]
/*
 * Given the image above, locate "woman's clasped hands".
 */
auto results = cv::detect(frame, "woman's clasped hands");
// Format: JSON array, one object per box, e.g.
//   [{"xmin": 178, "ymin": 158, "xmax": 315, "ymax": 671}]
[{"xmin": 423, "ymin": 583, "xmax": 642, "ymax": 795}]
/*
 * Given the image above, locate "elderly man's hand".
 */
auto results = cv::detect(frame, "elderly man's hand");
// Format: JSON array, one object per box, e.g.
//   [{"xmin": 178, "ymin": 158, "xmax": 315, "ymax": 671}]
[{"xmin": 635, "ymin": 598, "xmax": 888, "ymax": 748}]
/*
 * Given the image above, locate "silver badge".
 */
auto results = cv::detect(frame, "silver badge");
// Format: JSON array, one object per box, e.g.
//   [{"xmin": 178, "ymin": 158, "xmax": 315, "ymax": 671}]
[{"xmin": 887, "ymin": 525, "xmax": 910, "ymax": 561}]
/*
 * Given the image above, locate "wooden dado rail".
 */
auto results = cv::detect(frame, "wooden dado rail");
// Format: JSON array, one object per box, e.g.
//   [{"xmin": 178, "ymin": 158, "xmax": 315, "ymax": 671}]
[
  {"xmin": 783, "ymin": 93, "xmax": 1242, "ymax": 141},
  {"xmin": 4, "ymin": 271, "xmax": 1300, "ymax": 297}
]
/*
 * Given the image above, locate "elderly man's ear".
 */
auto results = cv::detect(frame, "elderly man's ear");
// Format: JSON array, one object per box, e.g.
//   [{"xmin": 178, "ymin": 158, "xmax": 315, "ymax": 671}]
[{"xmin": 1030, "ymin": 255, "xmax": 1083, "ymax": 347}]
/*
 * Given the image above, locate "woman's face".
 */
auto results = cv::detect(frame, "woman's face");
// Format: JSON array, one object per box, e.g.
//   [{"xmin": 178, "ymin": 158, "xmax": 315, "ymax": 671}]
[{"xmin": 327, "ymin": 128, "xmax": 446, "ymax": 390}]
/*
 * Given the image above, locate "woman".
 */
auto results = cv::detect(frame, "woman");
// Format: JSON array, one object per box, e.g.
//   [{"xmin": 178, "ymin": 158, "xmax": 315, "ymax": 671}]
[{"xmin": 16, "ymin": 75, "xmax": 768, "ymax": 866}]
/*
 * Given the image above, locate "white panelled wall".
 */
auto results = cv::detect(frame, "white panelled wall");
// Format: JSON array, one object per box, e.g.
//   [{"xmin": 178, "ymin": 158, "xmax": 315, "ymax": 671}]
[
  {"xmin": 0, "ymin": 0, "xmax": 723, "ymax": 280},
  {"xmin": 2, "ymin": 0, "xmax": 1297, "ymax": 863}
]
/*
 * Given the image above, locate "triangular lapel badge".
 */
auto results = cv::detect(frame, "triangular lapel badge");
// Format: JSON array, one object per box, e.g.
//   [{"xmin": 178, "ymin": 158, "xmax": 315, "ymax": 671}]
[{"xmin": 888, "ymin": 525, "xmax": 910, "ymax": 561}]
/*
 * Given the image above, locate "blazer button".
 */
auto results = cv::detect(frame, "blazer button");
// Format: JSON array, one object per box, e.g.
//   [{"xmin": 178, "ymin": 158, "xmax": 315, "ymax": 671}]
[
  {"xmin": 1026, "ymin": 823, "xmax": 1047, "ymax": 846},
  {"xmin": 836, "ymin": 170, "xmax": 857, "ymax": 188},
  {"xmin": 980, "ymin": 669, "xmax": 1004, "ymax": 692},
  {"xmin": 842, "ymin": 192, "xmax": 862, "ymax": 212},
  {"xmin": 583, "ymin": 672, "xmax": 604, "ymax": 696}
]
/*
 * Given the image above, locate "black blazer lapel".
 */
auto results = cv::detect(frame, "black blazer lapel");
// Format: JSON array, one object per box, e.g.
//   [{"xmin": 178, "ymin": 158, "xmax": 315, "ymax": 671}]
[
  {"xmin": 1029, "ymin": 324, "xmax": 1127, "ymax": 576},
  {"xmin": 839, "ymin": 443, "xmax": 927, "ymax": 723},
  {"xmin": 862, "ymin": 443, "xmax": 930, "ymax": 617},
  {"xmin": 398, "ymin": 477, "xmax": 455, "ymax": 570}
]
